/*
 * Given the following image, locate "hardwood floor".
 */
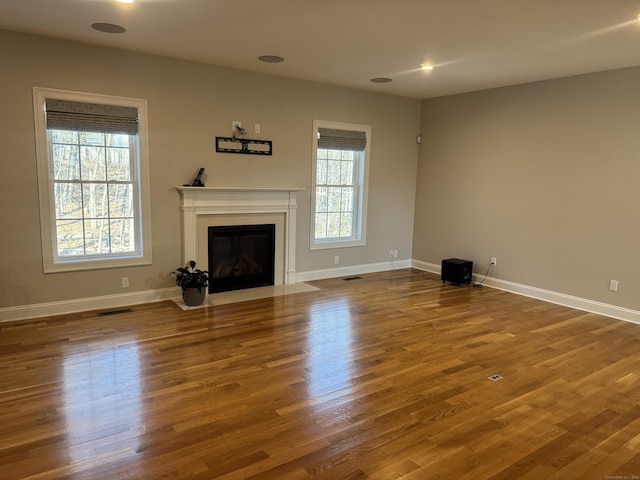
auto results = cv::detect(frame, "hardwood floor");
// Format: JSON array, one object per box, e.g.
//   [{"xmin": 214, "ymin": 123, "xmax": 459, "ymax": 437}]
[{"xmin": 1, "ymin": 269, "xmax": 640, "ymax": 479}]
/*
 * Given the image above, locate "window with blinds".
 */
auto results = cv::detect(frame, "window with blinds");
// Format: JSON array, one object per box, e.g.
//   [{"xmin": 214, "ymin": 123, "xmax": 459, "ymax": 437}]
[
  {"xmin": 311, "ymin": 120, "xmax": 371, "ymax": 250},
  {"xmin": 33, "ymin": 87, "xmax": 152, "ymax": 273}
]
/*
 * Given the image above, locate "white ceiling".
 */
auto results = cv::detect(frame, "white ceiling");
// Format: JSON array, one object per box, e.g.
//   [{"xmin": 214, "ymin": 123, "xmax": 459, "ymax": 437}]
[{"xmin": 2, "ymin": 0, "xmax": 640, "ymax": 99}]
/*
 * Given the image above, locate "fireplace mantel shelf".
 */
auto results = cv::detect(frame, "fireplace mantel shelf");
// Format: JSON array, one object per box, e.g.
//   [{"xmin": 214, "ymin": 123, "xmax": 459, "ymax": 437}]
[{"xmin": 176, "ymin": 186, "xmax": 304, "ymax": 193}]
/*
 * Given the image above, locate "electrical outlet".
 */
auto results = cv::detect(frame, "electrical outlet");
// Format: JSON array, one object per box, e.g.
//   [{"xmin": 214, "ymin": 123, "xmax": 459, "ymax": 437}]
[
  {"xmin": 389, "ymin": 250, "xmax": 394, "ymax": 258},
  {"xmin": 232, "ymin": 120, "xmax": 241, "ymax": 134},
  {"xmin": 121, "ymin": 276, "xmax": 129, "ymax": 288},
  {"xmin": 334, "ymin": 256, "xmax": 339, "ymax": 265},
  {"xmin": 609, "ymin": 279, "xmax": 618, "ymax": 292},
  {"xmin": 255, "ymin": 123, "xmax": 261, "ymax": 134},
  {"xmin": 393, "ymin": 249, "xmax": 398, "ymax": 258},
  {"xmin": 490, "ymin": 257, "xmax": 497, "ymax": 267}
]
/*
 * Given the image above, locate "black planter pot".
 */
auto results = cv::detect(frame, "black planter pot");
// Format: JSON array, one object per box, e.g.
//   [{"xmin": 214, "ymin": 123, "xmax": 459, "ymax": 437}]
[{"xmin": 182, "ymin": 286, "xmax": 206, "ymax": 306}]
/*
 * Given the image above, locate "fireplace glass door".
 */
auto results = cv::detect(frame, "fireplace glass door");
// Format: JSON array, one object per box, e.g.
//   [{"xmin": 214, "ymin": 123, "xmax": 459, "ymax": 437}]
[{"xmin": 208, "ymin": 224, "xmax": 275, "ymax": 293}]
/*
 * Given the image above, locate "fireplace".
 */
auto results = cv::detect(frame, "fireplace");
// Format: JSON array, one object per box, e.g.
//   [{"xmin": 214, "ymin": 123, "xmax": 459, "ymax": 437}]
[
  {"xmin": 208, "ymin": 224, "xmax": 275, "ymax": 293},
  {"xmin": 177, "ymin": 186, "xmax": 302, "ymax": 289}
]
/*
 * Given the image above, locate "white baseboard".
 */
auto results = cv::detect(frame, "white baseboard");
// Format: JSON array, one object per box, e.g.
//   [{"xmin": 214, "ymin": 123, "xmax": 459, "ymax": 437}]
[
  {"xmin": 295, "ymin": 259, "xmax": 412, "ymax": 282},
  {"xmin": 0, "ymin": 287, "xmax": 179, "ymax": 323},
  {"xmin": 5, "ymin": 259, "xmax": 637, "ymax": 326},
  {"xmin": 411, "ymin": 260, "xmax": 441, "ymax": 274},
  {"xmin": 0, "ymin": 260, "xmax": 410, "ymax": 322},
  {"xmin": 411, "ymin": 260, "xmax": 640, "ymax": 326}
]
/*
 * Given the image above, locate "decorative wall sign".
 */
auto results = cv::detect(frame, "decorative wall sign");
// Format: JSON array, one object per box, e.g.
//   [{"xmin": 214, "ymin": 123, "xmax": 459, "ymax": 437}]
[{"xmin": 215, "ymin": 137, "xmax": 273, "ymax": 156}]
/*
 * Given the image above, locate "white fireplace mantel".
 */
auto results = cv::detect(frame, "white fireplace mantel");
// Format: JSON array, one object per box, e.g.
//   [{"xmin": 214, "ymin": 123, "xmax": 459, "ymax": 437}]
[{"xmin": 176, "ymin": 186, "xmax": 304, "ymax": 284}]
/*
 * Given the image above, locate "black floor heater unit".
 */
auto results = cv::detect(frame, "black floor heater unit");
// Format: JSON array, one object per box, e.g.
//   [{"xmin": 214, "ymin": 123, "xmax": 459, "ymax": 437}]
[{"xmin": 441, "ymin": 258, "xmax": 473, "ymax": 286}]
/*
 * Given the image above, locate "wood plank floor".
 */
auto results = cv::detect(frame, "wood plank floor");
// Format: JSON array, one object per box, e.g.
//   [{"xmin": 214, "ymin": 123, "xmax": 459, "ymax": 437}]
[{"xmin": 2, "ymin": 269, "xmax": 640, "ymax": 479}]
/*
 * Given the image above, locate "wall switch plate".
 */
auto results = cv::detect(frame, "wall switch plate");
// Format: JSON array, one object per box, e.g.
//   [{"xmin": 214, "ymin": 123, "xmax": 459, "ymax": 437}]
[
  {"xmin": 121, "ymin": 276, "xmax": 129, "ymax": 288},
  {"xmin": 609, "ymin": 279, "xmax": 618, "ymax": 292},
  {"xmin": 334, "ymin": 256, "xmax": 339, "ymax": 265}
]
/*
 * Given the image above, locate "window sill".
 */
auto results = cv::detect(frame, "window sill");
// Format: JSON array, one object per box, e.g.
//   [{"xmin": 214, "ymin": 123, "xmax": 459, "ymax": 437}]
[
  {"xmin": 310, "ymin": 238, "xmax": 366, "ymax": 250},
  {"xmin": 44, "ymin": 255, "xmax": 152, "ymax": 274}
]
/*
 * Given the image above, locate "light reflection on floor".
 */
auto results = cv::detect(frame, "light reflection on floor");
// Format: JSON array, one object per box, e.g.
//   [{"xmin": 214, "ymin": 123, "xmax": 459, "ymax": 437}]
[
  {"xmin": 62, "ymin": 344, "xmax": 142, "ymax": 465},
  {"xmin": 306, "ymin": 299, "xmax": 354, "ymax": 398}
]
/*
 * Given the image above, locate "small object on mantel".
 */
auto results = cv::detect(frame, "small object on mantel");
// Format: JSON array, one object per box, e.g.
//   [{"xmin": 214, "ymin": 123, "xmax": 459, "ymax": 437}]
[{"xmin": 187, "ymin": 167, "xmax": 206, "ymax": 187}]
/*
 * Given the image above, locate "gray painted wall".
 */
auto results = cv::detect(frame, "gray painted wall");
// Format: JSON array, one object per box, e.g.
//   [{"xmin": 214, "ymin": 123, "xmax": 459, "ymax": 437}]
[
  {"xmin": 414, "ymin": 67, "xmax": 640, "ymax": 311},
  {"xmin": 0, "ymin": 30, "xmax": 419, "ymax": 308}
]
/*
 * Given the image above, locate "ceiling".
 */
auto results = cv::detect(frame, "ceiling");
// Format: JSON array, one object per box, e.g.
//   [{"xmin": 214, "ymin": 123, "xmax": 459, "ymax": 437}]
[{"xmin": 2, "ymin": 0, "xmax": 640, "ymax": 99}]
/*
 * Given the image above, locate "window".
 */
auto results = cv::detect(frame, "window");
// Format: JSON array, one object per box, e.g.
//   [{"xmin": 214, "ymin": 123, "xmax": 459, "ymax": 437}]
[
  {"xmin": 33, "ymin": 87, "xmax": 152, "ymax": 273},
  {"xmin": 311, "ymin": 120, "xmax": 370, "ymax": 249}
]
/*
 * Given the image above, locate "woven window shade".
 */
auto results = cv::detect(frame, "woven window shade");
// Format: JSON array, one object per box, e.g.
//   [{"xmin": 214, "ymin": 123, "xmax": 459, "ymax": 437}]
[
  {"xmin": 318, "ymin": 127, "xmax": 366, "ymax": 151},
  {"xmin": 45, "ymin": 98, "xmax": 139, "ymax": 135}
]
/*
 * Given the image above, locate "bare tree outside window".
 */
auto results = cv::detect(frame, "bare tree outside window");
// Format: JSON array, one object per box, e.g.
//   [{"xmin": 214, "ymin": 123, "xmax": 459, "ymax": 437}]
[
  {"xmin": 51, "ymin": 130, "xmax": 136, "ymax": 257},
  {"xmin": 314, "ymin": 148, "xmax": 357, "ymax": 240}
]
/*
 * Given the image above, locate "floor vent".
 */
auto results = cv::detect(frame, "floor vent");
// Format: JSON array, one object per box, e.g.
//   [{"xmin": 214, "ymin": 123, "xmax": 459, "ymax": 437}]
[
  {"xmin": 98, "ymin": 308, "xmax": 134, "ymax": 317},
  {"xmin": 488, "ymin": 374, "xmax": 504, "ymax": 381},
  {"xmin": 343, "ymin": 276, "xmax": 363, "ymax": 281}
]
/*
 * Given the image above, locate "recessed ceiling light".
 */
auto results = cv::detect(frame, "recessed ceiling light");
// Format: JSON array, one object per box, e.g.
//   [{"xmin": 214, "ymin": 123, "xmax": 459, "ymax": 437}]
[
  {"xmin": 370, "ymin": 77, "xmax": 392, "ymax": 83},
  {"xmin": 259, "ymin": 55, "xmax": 285, "ymax": 63},
  {"xmin": 92, "ymin": 23, "xmax": 126, "ymax": 33},
  {"xmin": 117, "ymin": 0, "xmax": 134, "ymax": 3},
  {"xmin": 421, "ymin": 64, "xmax": 434, "ymax": 71}
]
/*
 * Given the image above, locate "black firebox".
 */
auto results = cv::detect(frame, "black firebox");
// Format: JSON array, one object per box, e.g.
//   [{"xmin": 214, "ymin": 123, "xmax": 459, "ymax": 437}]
[{"xmin": 208, "ymin": 224, "xmax": 275, "ymax": 293}]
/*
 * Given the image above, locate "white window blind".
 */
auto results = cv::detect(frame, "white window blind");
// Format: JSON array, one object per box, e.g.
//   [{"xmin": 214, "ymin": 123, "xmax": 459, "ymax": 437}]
[{"xmin": 45, "ymin": 99, "xmax": 139, "ymax": 134}]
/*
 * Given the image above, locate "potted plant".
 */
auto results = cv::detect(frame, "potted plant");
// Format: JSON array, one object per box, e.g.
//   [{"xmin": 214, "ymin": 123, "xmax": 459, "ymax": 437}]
[{"xmin": 171, "ymin": 260, "xmax": 209, "ymax": 306}]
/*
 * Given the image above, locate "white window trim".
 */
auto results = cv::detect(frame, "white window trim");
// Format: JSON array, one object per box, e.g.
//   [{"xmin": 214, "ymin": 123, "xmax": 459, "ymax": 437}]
[
  {"xmin": 310, "ymin": 120, "xmax": 370, "ymax": 250},
  {"xmin": 33, "ymin": 87, "xmax": 152, "ymax": 273}
]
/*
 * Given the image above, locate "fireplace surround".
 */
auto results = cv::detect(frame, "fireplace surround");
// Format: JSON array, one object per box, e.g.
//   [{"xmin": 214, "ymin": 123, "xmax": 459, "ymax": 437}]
[{"xmin": 176, "ymin": 187, "xmax": 302, "ymax": 288}]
